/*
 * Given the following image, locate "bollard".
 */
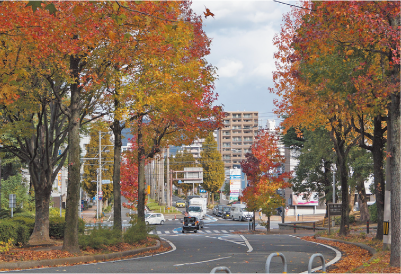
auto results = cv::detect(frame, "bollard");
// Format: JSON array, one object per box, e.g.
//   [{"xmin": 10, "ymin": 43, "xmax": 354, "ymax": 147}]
[
  {"xmin": 313, "ymin": 222, "xmax": 315, "ymax": 232},
  {"xmin": 367, "ymin": 220, "xmax": 369, "ymax": 234},
  {"xmin": 265, "ymin": 252, "xmax": 287, "ymax": 273},
  {"xmin": 210, "ymin": 266, "xmax": 231, "ymax": 273},
  {"xmin": 175, "ymin": 214, "xmax": 176, "ymax": 220},
  {"xmin": 294, "ymin": 223, "xmax": 296, "ymax": 233},
  {"xmin": 308, "ymin": 253, "xmax": 326, "ymax": 273}
]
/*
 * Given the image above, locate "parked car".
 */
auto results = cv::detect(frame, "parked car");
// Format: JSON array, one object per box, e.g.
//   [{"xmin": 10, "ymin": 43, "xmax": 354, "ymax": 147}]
[
  {"xmin": 222, "ymin": 206, "xmax": 231, "ymax": 219},
  {"xmin": 182, "ymin": 216, "xmax": 203, "ymax": 233},
  {"xmin": 145, "ymin": 213, "xmax": 165, "ymax": 225},
  {"xmin": 175, "ymin": 200, "xmax": 186, "ymax": 208},
  {"xmin": 213, "ymin": 204, "xmax": 224, "ymax": 215}
]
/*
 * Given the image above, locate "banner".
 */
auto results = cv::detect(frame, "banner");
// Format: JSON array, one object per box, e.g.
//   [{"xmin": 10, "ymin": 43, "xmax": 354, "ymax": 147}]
[
  {"xmin": 229, "ymin": 169, "xmax": 241, "ymax": 201},
  {"xmin": 292, "ymin": 192, "xmax": 319, "ymax": 206}
]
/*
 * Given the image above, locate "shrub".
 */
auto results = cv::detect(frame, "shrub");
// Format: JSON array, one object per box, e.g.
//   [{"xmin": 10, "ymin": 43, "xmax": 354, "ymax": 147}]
[
  {"xmin": 334, "ymin": 214, "xmax": 355, "ymax": 225},
  {"xmin": 13, "ymin": 211, "xmax": 35, "ymax": 219},
  {"xmin": 49, "ymin": 217, "xmax": 86, "ymax": 238},
  {"xmin": 368, "ymin": 203, "xmax": 377, "ymax": 223},
  {"xmin": 79, "ymin": 226, "xmax": 122, "ymax": 249},
  {"xmin": 0, "ymin": 220, "xmax": 30, "ymax": 245},
  {"xmin": 10, "ymin": 217, "xmax": 35, "ymax": 235},
  {"xmin": 123, "ymin": 215, "xmax": 154, "ymax": 244}
]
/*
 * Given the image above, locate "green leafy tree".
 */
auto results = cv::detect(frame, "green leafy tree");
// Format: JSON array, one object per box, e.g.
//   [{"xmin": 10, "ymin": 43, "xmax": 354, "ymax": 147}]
[
  {"xmin": 200, "ymin": 132, "xmax": 224, "ymax": 204},
  {"xmin": 287, "ymin": 128, "xmax": 336, "ymax": 206},
  {"xmin": 0, "ymin": 174, "xmax": 33, "ymax": 211}
]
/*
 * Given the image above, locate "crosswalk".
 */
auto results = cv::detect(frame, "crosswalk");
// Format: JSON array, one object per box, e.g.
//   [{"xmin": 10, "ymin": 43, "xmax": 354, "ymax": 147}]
[{"xmin": 149, "ymin": 229, "xmax": 235, "ymax": 235}]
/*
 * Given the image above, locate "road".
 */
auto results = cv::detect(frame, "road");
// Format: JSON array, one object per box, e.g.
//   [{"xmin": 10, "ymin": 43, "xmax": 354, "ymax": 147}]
[
  {"xmin": 21, "ymin": 231, "xmax": 337, "ymax": 273},
  {"xmin": 20, "ymin": 201, "xmax": 339, "ymax": 273}
]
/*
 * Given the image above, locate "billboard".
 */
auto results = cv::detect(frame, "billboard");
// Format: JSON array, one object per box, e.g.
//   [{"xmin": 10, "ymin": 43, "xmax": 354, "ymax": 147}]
[
  {"xmin": 229, "ymin": 169, "xmax": 241, "ymax": 201},
  {"xmin": 292, "ymin": 192, "xmax": 319, "ymax": 206}
]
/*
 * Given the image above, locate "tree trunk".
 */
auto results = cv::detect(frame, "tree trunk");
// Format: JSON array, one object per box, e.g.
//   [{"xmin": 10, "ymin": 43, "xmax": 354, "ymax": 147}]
[
  {"xmin": 267, "ymin": 215, "xmax": 270, "ymax": 232},
  {"xmin": 357, "ymin": 180, "xmax": 369, "ymax": 222},
  {"xmin": 371, "ymin": 115, "xmax": 385, "ymax": 240},
  {"xmin": 349, "ymin": 184, "xmax": 356, "ymax": 215},
  {"xmin": 211, "ymin": 192, "xmax": 214, "ymax": 204},
  {"xmin": 62, "ymin": 55, "xmax": 81, "ymax": 253},
  {"xmin": 389, "ymin": 90, "xmax": 400, "ymax": 267},
  {"xmin": 28, "ymin": 170, "xmax": 54, "ymax": 245},
  {"xmin": 112, "ymin": 118, "xmax": 123, "ymax": 232},
  {"xmin": 137, "ymin": 117, "xmax": 146, "ymax": 222}
]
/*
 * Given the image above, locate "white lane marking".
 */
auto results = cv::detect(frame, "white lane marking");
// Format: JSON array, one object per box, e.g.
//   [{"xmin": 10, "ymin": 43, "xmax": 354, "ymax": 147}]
[
  {"xmin": 229, "ymin": 230, "xmax": 234, "ymax": 232},
  {"xmin": 173, "ymin": 230, "xmax": 178, "ymax": 234},
  {"xmin": 165, "ymin": 231, "xmax": 170, "ymax": 234},
  {"xmin": 149, "ymin": 231, "xmax": 154, "ymax": 234},
  {"xmin": 240, "ymin": 235, "xmax": 253, "ymax": 253},
  {"xmin": 156, "ymin": 231, "xmax": 162, "ymax": 235},
  {"xmin": 221, "ymin": 230, "xmax": 228, "ymax": 233},
  {"xmin": 213, "ymin": 230, "xmax": 220, "ymax": 233},
  {"xmin": 198, "ymin": 230, "xmax": 205, "ymax": 233},
  {"xmin": 205, "ymin": 230, "xmax": 212, "ymax": 233},
  {"xmin": 174, "ymin": 256, "xmax": 232, "ymax": 266},
  {"xmin": 292, "ymin": 235, "xmax": 342, "ymax": 274}
]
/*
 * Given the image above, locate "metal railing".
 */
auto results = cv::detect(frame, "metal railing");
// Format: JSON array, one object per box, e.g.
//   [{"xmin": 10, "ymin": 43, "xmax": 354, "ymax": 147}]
[
  {"xmin": 308, "ymin": 253, "xmax": 326, "ymax": 273},
  {"xmin": 210, "ymin": 266, "xmax": 231, "ymax": 273},
  {"xmin": 265, "ymin": 252, "xmax": 287, "ymax": 273}
]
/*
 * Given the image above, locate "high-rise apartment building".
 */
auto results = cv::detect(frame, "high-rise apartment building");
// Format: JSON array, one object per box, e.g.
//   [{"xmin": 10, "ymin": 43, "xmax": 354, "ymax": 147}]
[{"xmin": 217, "ymin": 111, "xmax": 259, "ymax": 171}]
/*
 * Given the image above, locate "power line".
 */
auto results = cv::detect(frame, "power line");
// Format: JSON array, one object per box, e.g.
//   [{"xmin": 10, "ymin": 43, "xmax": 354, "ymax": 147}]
[{"xmin": 273, "ymin": 0, "xmax": 315, "ymax": 11}]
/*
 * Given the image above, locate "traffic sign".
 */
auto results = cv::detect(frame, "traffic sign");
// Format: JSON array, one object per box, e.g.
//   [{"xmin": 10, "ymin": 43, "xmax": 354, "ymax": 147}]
[
  {"xmin": 98, "ymin": 191, "xmax": 103, "ymax": 197},
  {"xmin": 178, "ymin": 180, "xmax": 182, "ymax": 184}
]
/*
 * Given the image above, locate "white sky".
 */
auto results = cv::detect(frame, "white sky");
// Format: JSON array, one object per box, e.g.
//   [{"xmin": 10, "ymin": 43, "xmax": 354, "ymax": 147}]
[{"xmin": 190, "ymin": 0, "xmax": 293, "ymax": 127}]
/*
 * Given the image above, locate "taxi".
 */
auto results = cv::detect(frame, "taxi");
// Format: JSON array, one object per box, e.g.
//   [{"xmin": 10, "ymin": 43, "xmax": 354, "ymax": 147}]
[{"xmin": 175, "ymin": 199, "xmax": 186, "ymax": 208}]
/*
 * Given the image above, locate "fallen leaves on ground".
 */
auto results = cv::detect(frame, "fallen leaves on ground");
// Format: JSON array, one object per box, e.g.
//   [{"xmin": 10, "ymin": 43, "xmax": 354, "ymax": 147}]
[
  {"xmin": 0, "ymin": 237, "xmax": 169, "ymax": 271},
  {"xmin": 302, "ymin": 235, "xmax": 400, "ymax": 273}
]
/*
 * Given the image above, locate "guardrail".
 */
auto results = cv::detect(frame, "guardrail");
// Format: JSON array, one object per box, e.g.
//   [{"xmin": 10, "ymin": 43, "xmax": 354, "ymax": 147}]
[{"xmin": 210, "ymin": 266, "xmax": 231, "ymax": 273}]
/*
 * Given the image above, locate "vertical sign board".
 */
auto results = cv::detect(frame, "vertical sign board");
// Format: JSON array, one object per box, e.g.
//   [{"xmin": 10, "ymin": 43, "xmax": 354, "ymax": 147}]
[
  {"xmin": 57, "ymin": 172, "xmax": 62, "ymax": 193},
  {"xmin": 9, "ymin": 194, "xmax": 16, "ymax": 218},
  {"xmin": 229, "ymin": 169, "xmax": 241, "ymax": 201},
  {"xmin": 328, "ymin": 203, "xmax": 342, "ymax": 234},
  {"xmin": 383, "ymin": 221, "xmax": 389, "ymax": 235}
]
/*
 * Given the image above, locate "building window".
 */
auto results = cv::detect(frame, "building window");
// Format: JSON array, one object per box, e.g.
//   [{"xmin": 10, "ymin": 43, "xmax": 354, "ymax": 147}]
[
  {"xmin": 244, "ymin": 137, "xmax": 252, "ymax": 141},
  {"xmin": 243, "ymin": 114, "xmax": 251, "ymax": 118},
  {"xmin": 243, "ymin": 126, "xmax": 251, "ymax": 129},
  {"xmin": 233, "ymin": 114, "xmax": 241, "ymax": 118},
  {"xmin": 223, "ymin": 120, "xmax": 230, "ymax": 124},
  {"xmin": 223, "ymin": 143, "xmax": 231, "ymax": 147},
  {"xmin": 232, "ymin": 137, "xmax": 242, "ymax": 141},
  {"xmin": 223, "ymin": 131, "xmax": 230, "ymax": 135},
  {"xmin": 233, "ymin": 142, "xmax": 242, "ymax": 146},
  {"xmin": 233, "ymin": 125, "xmax": 241, "ymax": 130}
]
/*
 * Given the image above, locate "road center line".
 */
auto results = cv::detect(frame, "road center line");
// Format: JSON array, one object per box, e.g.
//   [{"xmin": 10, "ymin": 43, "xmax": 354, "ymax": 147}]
[
  {"xmin": 174, "ymin": 256, "xmax": 232, "ymax": 266},
  {"xmin": 240, "ymin": 235, "xmax": 253, "ymax": 253}
]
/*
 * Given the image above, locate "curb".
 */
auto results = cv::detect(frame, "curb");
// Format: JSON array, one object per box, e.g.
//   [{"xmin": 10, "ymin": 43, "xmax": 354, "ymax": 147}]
[
  {"xmin": 0, "ymin": 240, "xmax": 161, "ymax": 271},
  {"xmin": 316, "ymin": 237, "xmax": 377, "ymax": 255}
]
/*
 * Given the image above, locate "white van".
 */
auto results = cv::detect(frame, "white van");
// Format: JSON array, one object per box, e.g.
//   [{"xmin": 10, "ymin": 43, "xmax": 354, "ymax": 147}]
[{"xmin": 230, "ymin": 203, "xmax": 253, "ymax": 221}]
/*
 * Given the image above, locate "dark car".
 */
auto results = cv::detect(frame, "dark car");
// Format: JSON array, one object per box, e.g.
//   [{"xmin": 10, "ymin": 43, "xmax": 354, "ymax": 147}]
[
  {"xmin": 182, "ymin": 216, "xmax": 203, "ymax": 233},
  {"xmin": 221, "ymin": 206, "xmax": 231, "ymax": 219}
]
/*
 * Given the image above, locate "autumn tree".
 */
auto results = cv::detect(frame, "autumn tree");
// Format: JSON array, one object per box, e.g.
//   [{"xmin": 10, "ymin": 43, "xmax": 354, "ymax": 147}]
[
  {"xmin": 120, "ymin": 139, "xmax": 139, "ymax": 211},
  {"xmin": 241, "ymin": 130, "xmax": 292, "ymax": 231},
  {"xmin": 200, "ymin": 132, "xmax": 224, "ymax": 204}
]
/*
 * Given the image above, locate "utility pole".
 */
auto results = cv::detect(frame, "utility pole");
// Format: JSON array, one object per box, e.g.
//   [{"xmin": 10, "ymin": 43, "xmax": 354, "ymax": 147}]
[
  {"xmin": 166, "ymin": 147, "xmax": 171, "ymax": 207},
  {"xmin": 161, "ymin": 150, "xmax": 165, "ymax": 205},
  {"xmin": 99, "ymin": 131, "xmax": 102, "ymax": 217}
]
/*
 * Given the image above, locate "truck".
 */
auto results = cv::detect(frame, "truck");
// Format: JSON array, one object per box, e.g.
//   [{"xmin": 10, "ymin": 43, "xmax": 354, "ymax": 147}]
[
  {"xmin": 230, "ymin": 203, "xmax": 253, "ymax": 221},
  {"xmin": 187, "ymin": 197, "xmax": 207, "ymax": 219}
]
